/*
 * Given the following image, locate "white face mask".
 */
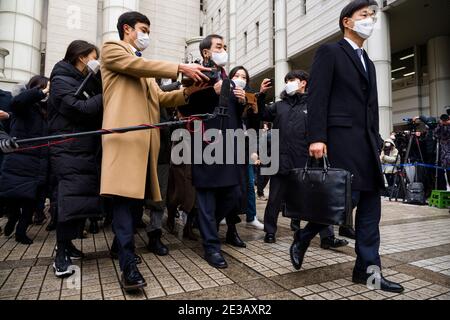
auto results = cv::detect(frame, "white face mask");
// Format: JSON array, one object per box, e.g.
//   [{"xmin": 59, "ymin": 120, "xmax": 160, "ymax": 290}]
[
  {"xmin": 135, "ymin": 32, "xmax": 150, "ymax": 51},
  {"xmin": 233, "ymin": 79, "xmax": 247, "ymax": 90},
  {"xmin": 211, "ymin": 51, "xmax": 228, "ymax": 67},
  {"xmin": 352, "ymin": 17, "xmax": 376, "ymax": 39},
  {"xmin": 285, "ymin": 81, "xmax": 299, "ymax": 96}
]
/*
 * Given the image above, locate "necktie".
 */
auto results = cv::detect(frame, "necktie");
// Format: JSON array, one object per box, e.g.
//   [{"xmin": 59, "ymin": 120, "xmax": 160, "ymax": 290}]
[
  {"xmin": 135, "ymin": 51, "xmax": 142, "ymax": 57},
  {"xmin": 355, "ymin": 48, "xmax": 363, "ymax": 59},
  {"xmin": 355, "ymin": 48, "xmax": 367, "ymax": 72}
]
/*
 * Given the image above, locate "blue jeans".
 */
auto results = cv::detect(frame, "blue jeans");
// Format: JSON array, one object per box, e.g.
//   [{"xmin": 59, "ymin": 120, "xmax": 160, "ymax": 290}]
[{"xmin": 246, "ymin": 165, "xmax": 257, "ymax": 222}]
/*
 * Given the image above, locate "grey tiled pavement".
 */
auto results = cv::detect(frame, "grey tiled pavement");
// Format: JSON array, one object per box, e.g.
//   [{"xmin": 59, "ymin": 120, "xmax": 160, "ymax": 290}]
[{"xmin": 0, "ymin": 196, "xmax": 449, "ymax": 300}]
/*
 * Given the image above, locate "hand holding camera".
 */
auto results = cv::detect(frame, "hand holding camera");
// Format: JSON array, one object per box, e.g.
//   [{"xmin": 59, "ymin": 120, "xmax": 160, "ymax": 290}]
[
  {"xmin": 0, "ymin": 110, "xmax": 10, "ymax": 121},
  {"xmin": 179, "ymin": 63, "xmax": 212, "ymax": 84},
  {"xmin": 260, "ymin": 78, "xmax": 273, "ymax": 94}
]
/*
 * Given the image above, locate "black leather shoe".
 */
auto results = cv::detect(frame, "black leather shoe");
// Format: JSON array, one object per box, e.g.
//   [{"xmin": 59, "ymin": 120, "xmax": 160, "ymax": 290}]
[
  {"xmin": 290, "ymin": 238, "xmax": 309, "ymax": 270},
  {"xmin": 352, "ymin": 271, "xmax": 405, "ymax": 293},
  {"xmin": 290, "ymin": 219, "xmax": 301, "ymax": 232},
  {"xmin": 320, "ymin": 236, "xmax": 349, "ymax": 250},
  {"xmin": 88, "ymin": 220, "xmax": 99, "ymax": 234},
  {"xmin": 226, "ymin": 230, "xmax": 246, "ymax": 248},
  {"xmin": 264, "ymin": 233, "xmax": 276, "ymax": 244},
  {"xmin": 15, "ymin": 234, "xmax": 33, "ymax": 245},
  {"xmin": 147, "ymin": 229, "xmax": 169, "ymax": 256},
  {"xmin": 205, "ymin": 252, "xmax": 228, "ymax": 269},
  {"xmin": 121, "ymin": 264, "xmax": 147, "ymax": 292},
  {"xmin": 339, "ymin": 226, "xmax": 356, "ymax": 240},
  {"xmin": 289, "ymin": 230, "xmax": 309, "ymax": 270}
]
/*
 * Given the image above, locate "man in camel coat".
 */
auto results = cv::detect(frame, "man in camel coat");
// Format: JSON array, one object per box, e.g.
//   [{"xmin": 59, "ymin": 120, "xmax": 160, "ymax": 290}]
[{"xmin": 100, "ymin": 11, "xmax": 209, "ymax": 291}]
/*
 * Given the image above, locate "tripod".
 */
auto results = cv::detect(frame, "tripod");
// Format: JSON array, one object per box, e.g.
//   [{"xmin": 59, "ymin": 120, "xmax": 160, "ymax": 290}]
[{"xmin": 389, "ymin": 132, "xmax": 424, "ymax": 202}]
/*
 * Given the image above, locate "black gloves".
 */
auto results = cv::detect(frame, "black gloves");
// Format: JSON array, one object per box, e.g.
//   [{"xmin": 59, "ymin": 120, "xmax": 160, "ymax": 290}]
[{"xmin": 0, "ymin": 138, "xmax": 19, "ymax": 153}]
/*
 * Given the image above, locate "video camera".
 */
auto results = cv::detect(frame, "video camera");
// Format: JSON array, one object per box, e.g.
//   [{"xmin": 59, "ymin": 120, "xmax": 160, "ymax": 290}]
[
  {"xmin": 403, "ymin": 117, "xmax": 421, "ymax": 132},
  {"xmin": 181, "ymin": 59, "xmax": 221, "ymax": 87}
]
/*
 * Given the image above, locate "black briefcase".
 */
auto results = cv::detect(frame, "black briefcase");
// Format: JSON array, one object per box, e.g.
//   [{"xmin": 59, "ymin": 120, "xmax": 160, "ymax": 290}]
[{"xmin": 283, "ymin": 156, "xmax": 353, "ymax": 227}]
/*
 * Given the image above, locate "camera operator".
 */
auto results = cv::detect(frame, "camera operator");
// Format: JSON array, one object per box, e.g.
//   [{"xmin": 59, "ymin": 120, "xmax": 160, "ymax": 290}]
[
  {"xmin": 380, "ymin": 139, "xmax": 400, "ymax": 188},
  {"xmin": 434, "ymin": 110, "xmax": 450, "ymax": 190}
]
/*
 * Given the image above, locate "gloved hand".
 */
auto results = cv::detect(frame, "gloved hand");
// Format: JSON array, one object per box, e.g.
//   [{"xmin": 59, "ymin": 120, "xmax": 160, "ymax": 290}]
[{"xmin": 0, "ymin": 138, "xmax": 19, "ymax": 153}]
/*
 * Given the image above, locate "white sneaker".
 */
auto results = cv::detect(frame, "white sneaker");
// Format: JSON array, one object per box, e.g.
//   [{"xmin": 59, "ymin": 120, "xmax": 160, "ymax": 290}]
[
  {"xmin": 247, "ymin": 219, "xmax": 264, "ymax": 230},
  {"xmin": 219, "ymin": 218, "xmax": 227, "ymax": 225}
]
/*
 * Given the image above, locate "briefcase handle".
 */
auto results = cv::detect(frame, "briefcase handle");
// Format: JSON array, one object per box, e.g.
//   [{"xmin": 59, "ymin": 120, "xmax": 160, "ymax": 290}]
[{"xmin": 302, "ymin": 155, "xmax": 331, "ymax": 182}]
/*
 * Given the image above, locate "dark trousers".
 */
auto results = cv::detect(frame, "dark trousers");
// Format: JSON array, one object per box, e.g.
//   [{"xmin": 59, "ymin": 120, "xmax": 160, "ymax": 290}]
[
  {"xmin": 111, "ymin": 196, "xmax": 141, "ymax": 271},
  {"xmin": 256, "ymin": 166, "xmax": 270, "ymax": 197},
  {"xmin": 196, "ymin": 185, "xmax": 241, "ymax": 254},
  {"xmin": 16, "ymin": 201, "xmax": 34, "ymax": 237},
  {"xmin": 264, "ymin": 174, "xmax": 288, "ymax": 235},
  {"xmin": 56, "ymin": 220, "xmax": 83, "ymax": 243},
  {"xmin": 299, "ymin": 190, "xmax": 381, "ymax": 273}
]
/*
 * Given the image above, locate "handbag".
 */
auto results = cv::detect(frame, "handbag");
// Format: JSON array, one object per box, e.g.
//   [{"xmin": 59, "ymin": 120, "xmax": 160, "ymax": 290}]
[{"xmin": 283, "ymin": 156, "xmax": 353, "ymax": 227}]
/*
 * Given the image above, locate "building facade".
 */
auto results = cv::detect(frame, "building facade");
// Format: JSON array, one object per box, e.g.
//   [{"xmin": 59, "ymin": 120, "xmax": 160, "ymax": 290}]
[
  {"xmin": 0, "ymin": 0, "xmax": 201, "ymax": 89},
  {"xmin": 1, "ymin": 0, "xmax": 449, "ymax": 138}
]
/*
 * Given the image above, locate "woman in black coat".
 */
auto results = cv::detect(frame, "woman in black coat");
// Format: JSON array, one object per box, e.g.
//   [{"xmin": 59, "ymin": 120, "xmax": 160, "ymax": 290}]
[
  {"xmin": 0, "ymin": 76, "xmax": 50, "ymax": 244},
  {"xmin": 48, "ymin": 40, "xmax": 103, "ymax": 278}
]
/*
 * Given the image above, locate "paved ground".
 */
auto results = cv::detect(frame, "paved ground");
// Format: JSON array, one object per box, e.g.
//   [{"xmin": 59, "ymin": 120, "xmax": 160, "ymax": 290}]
[{"xmin": 0, "ymin": 196, "xmax": 449, "ymax": 301}]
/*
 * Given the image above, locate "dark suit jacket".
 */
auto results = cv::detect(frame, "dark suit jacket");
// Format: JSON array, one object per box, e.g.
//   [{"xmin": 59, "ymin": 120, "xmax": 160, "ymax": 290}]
[
  {"xmin": 308, "ymin": 39, "xmax": 384, "ymax": 191},
  {"xmin": 178, "ymin": 85, "xmax": 245, "ymax": 189}
]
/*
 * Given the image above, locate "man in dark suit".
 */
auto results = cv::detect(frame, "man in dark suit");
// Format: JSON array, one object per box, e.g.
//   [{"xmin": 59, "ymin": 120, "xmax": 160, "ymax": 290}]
[
  {"xmin": 290, "ymin": 0, "xmax": 404, "ymax": 293},
  {"xmin": 179, "ymin": 34, "xmax": 248, "ymax": 269}
]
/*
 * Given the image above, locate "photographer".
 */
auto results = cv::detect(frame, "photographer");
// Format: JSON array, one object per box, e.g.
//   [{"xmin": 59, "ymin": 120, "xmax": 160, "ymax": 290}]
[
  {"xmin": 434, "ymin": 111, "xmax": 450, "ymax": 190},
  {"xmin": 380, "ymin": 139, "xmax": 400, "ymax": 188},
  {"xmin": 178, "ymin": 34, "xmax": 248, "ymax": 269}
]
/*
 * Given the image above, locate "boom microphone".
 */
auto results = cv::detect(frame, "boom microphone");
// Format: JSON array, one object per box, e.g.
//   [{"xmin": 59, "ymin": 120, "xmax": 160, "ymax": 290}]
[{"xmin": 75, "ymin": 60, "xmax": 101, "ymax": 98}]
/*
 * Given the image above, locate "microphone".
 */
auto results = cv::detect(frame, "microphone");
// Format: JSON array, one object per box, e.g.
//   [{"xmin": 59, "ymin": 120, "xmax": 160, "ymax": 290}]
[{"xmin": 75, "ymin": 60, "xmax": 101, "ymax": 98}]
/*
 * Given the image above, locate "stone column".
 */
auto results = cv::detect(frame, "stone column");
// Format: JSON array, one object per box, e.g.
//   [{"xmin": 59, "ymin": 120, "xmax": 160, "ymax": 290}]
[
  {"xmin": 0, "ymin": 0, "xmax": 45, "ymax": 82},
  {"xmin": 427, "ymin": 36, "xmax": 450, "ymax": 116},
  {"xmin": 274, "ymin": 0, "xmax": 290, "ymax": 100},
  {"xmin": 102, "ymin": 0, "xmax": 139, "ymax": 43},
  {"xmin": 228, "ymin": 0, "xmax": 237, "ymax": 69},
  {"xmin": 366, "ymin": 2, "xmax": 392, "ymax": 139}
]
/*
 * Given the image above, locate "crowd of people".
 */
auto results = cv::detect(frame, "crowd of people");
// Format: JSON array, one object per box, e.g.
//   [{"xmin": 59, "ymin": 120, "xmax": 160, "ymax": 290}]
[{"xmin": 3, "ymin": 0, "xmax": 445, "ymax": 295}]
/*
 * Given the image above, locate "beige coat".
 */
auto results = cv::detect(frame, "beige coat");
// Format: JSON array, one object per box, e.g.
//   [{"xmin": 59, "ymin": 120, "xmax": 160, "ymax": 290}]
[
  {"xmin": 100, "ymin": 41, "xmax": 186, "ymax": 200},
  {"xmin": 380, "ymin": 139, "xmax": 400, "ymax": 174}
]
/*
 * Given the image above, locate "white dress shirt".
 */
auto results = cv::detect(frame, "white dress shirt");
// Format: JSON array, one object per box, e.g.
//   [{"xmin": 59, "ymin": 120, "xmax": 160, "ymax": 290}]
[{"xmin": 344, "ymin": 37, "xmax": 367, "ymax": 72}]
